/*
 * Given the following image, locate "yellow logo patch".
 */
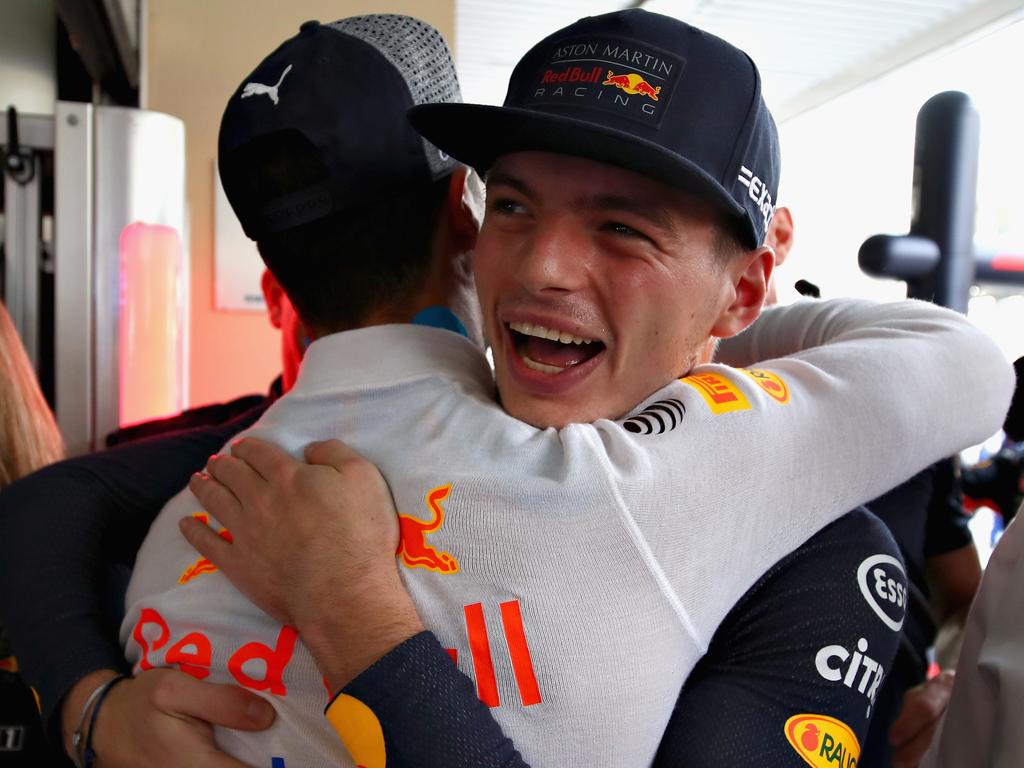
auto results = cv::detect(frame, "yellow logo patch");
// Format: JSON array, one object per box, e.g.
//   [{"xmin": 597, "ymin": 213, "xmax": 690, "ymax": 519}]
[
  {"xmin": 742, "ymin": 368, "xmax": 791, "ymax": 404},
  {"xmin": 326, "ymin": 694, "xmax": 386, "ymax": 768},
  {"xmin": 785, "ymin": 714, "xmax": 860, "ymax": 768},
  {"xmin": 681, "ymin": 372, "xmax": 751, "ymax": 414}
]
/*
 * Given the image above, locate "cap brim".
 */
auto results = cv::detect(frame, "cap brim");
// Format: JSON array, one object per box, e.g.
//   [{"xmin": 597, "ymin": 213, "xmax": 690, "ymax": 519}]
[{"xmin": 409, "ymin": 102, "xmax": 749, "ymax": 233}]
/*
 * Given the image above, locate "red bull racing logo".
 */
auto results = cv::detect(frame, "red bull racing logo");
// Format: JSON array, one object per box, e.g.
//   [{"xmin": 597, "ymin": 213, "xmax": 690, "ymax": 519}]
[
  {"xmin": 602, "ymin": 70, "xmax": 662, "ymax": 100},
  {"xmin": 396, "ymin": 484, "xmax": 459, "ymax": 574},
  {"xmin": 528, "ymin": 37, "xmax": 681, "ymax": 126},
  {"xmin": 785, "ymin": 714, "xmax": 860, "ymax": 767}
]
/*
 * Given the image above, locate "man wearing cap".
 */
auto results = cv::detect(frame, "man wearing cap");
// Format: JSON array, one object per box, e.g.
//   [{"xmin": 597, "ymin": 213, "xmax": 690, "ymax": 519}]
[{"xmin": 0, "ymin": 9, "xmax": 1011, "ymax": 768}]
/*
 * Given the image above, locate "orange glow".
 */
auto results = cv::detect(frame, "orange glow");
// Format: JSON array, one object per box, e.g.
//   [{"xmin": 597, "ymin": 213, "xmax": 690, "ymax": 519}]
[{"xmin": 119, "ymin": 222, "xmax": 185, "ymax": 427}]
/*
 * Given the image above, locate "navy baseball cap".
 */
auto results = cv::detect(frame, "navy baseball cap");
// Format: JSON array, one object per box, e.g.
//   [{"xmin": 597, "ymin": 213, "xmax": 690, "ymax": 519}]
[
  {"xmin": 219, "ymin": 15, "xmax": 460, "ymax": 241},
  {"xmin": 410, "ymin": 9, "xmax": 779, "ymax": 248}
]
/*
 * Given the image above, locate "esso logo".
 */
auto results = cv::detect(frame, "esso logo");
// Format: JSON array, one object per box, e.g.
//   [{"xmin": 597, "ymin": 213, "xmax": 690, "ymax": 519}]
[
  {"xmin": 856, "ymin": 554, "xmax": 907, "ymax": 632},
  {"xmin": 874, "ymin": 567, "xmax": 906, "ymax": 609}
]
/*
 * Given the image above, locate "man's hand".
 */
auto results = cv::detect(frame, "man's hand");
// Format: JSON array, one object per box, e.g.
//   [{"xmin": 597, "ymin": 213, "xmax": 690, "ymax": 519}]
[
  {"xmin": 183, "ymin": 438, "xmax": 423, "ymax": 691},
  {"xmin": 889, "ymin": 670, "xmax": 956, "ymax": 768},
  {"xmin": 62, "ymin": 668, "xmax": 274, "ymax": 767}
]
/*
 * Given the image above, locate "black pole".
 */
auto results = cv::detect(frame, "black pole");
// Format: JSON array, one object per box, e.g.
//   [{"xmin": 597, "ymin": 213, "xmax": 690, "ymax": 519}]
[
  {"xmin": 974, "ymin": 249, "xmax": 1024, "ymax": 287},
  {"xmin": 859, "ymin": 91, "xmax": 980, "ymax": 312},
  {"xmin": 909, "ymin": 92, "xmax": 980, "ymax": 311}
]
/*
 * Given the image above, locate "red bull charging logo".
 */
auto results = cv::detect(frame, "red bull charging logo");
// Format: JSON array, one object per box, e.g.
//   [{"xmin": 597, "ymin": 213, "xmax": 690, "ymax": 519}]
[
  {"xmin": 179, "ymin": 512, "xmax": 233, "ymax": 584},
  {"xmin": 396, "ymin": 483, "xmax": 459, "ymax": 574},
  {"xmin": 602, "ymin": 70, "xmax": 662, "ymax": 100}
]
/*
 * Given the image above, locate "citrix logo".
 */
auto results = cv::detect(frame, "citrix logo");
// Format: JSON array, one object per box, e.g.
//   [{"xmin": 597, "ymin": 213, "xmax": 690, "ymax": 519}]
[
  {"xmin": 737, "ymin": 165, "xmax": 775, "ymax": 230},
  {"xmin": 816, "ymin": 636, "xmax": 885, "ymax": 717}
]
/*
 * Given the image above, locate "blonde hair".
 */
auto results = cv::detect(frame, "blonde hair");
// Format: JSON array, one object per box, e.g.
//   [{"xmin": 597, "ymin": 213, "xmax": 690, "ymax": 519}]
[{"xmin": 0, "ymin": 301, "xmax": 64, "ymax": 486}]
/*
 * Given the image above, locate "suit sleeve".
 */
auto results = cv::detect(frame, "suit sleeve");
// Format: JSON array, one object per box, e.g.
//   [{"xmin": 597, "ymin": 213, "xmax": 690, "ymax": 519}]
[
  {"xmin": 652, "ymin": 508, "xmax": 906, "ymax": 767},
  {"xmin": 334, "ymin": 632, "xmax": 526, "ymax": 767},
  {"xmin": 0, "ymin": 402, "xmax": 269, "ymax": 733}
]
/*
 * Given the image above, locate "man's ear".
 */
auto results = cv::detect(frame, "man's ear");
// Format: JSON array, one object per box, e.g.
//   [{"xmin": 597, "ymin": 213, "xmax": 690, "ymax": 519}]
[
  {"xmin": 446, "ymin": 166, "xmax": 481, "ymax": 252},
  {"xmin": 260, "ymin": 269, "xmax": 285, "ymax": 330},
  {"xmin": 710, "ymin": 246, "xmax": 774, "ymax": 339},
  {"xmin": 766, "ymin": 206, "xmax": 794, "ymax": 269}
]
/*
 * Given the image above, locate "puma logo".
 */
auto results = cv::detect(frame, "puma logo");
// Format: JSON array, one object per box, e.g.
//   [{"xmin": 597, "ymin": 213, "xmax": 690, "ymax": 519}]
[
  {"xmin": 396, "ymin": 484, "xmax": 459, "ymax": 574},
  {"xmin": 241, "ymin": 64, "xmax": 293, "ymax": 105}
]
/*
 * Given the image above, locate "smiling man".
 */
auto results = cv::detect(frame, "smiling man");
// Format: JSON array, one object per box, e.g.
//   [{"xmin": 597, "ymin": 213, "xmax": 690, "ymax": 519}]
[
  {"xmin": 471, "ymin": 152, "xmax": 765, "ymax": 427},
  {"xmin": 403, "ymin": 8, "xmax": 787, "ymax": 431}
]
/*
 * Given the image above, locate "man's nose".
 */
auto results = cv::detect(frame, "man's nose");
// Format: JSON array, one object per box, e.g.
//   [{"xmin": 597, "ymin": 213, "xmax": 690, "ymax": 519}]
[{"xmin": 515, "ymin": 217, "xmax": 590, "ymax": 295}]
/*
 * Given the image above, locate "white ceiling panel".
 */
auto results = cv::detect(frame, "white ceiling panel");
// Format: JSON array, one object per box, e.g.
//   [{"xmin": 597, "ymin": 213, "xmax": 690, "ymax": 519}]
[
  {"xmin": 455, "ymin": 0, "xmax": 632, "ymax": 104},
  {"xmin": 455, "ymin": 0, "xmax": 1024, "ymax": 120}
]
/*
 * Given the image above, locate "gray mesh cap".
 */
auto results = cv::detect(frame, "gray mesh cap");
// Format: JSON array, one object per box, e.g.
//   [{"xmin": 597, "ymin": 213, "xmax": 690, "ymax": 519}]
[{"xmin": 218, "ymin": 16, "xmax": 461, "ymax": 240}]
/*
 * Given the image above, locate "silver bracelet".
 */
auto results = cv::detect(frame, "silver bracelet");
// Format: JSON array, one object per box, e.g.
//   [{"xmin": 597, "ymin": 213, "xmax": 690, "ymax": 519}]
[{"xmin": 70, "ymin": 675, "xmax": 117, "ymax": 768}]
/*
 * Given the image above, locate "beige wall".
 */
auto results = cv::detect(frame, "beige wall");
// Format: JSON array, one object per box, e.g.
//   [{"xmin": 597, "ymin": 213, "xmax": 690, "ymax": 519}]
[
  {"xmin": 0, "ymin": 0, "xmax": 56, "ymax": 115},
  {"xmin": 144, "ymin": 0, "xmax": 456, "ymax": 407}
]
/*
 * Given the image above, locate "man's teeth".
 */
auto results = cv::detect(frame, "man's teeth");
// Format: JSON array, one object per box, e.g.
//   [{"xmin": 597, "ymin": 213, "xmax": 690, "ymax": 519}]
[
  {"xmin": 522, "ymin": 356, "xmax": 564, "ymax": 375},
  {"xmin": 508, "ymin": 321, "xmax": 594, "ymax": 346}
]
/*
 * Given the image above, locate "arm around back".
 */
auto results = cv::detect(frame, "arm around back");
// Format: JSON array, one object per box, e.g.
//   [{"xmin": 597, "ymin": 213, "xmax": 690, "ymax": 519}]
[{"xmin": 0, "ymin": 402, "xmax": 270, "ymax": 737}]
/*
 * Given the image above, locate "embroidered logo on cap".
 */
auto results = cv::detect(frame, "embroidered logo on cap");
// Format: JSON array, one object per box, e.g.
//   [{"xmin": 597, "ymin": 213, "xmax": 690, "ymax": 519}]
[
  {"xmin": 602, "ymin": 71, "xmax": 661, "ymax": 101},
  {"xmin": 241, "ymin": 64, "xmax": 293, "ymax": 106},
  {"xmin": 528, "ymin": 37, "xmax": 683, "ymax": 126},
  {"xmin": 737, "ymin": 165, "xmax": 776, "ymax": 230}
]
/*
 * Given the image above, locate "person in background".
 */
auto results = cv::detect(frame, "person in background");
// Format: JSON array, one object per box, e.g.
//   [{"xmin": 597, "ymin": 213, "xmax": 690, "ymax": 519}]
[
  {"xmin": 0, "ymin": 300, "xmax": 63, "ymax": 485},
  {"xmin": 105, "ymin": 270, "xmax": 303, "ymax": 446},
  {"xmin": 0, "ymin": 299, "xmax": 68, "ymax": 766},
  {"xmin": 917, "ymin": 358, "xmax": 1024, "ymax": 768},
  {"xmin": 919, "ymin": 510, "xmax": 1024, "ymax": 767},
  {"xmin": 0, "ymin": 270, "xmax": 301, "ymax": 767},
  {"xmin": 762, "ymin": 206, "xmax": 793, "ymax": 305},
  {"xmin": 869, "ymin": 459, "xmax": 980, "ymax": 768},
  {"xmin": 960, "ymin": 355, "xmax": 1024, "ymax": 526}
]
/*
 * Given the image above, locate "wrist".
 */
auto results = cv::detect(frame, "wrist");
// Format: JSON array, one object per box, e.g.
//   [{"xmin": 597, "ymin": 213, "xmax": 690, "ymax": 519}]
[
  {"xmin": 299, "ymin": 575, "xmax": 424, "ymax": 692},
  {"xmin": 60, "ymin": 669, "xmax": 121, "ymax": 761}
]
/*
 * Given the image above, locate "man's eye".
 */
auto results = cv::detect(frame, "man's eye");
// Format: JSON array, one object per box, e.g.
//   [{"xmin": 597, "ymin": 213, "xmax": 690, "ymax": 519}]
[
  {"xmin": 489, "ymin": 198, "xmax": 526, "ymax": 215},
  {"xmin": 603, "ymin": 221, "xmax": 646, "ymax": 239}
]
